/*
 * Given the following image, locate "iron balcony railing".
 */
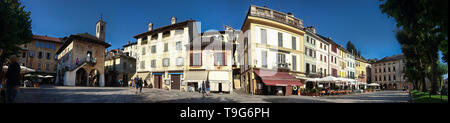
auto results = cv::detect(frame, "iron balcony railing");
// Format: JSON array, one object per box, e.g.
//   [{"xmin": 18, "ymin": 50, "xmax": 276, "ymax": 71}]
[{"xmin": 249, "ymin": 5, "xmax": 304, "ymax": 30}]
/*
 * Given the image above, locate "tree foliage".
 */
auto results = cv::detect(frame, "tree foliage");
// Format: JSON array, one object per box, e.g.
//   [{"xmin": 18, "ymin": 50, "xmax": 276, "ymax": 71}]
[
  {"xmin": 0, "ymin": 0, "xmax": 33, "ymax": 82},
  {"xmin": 0, "ymin": 0, "xmax": 33, "ymax": 61},
  {"xmin": 346, "ymin": 41, "xmax": 357, "ymax": 56},
  {"xmin": 381, "ymin": 0, "xmax": 447, "ymax": 94}
]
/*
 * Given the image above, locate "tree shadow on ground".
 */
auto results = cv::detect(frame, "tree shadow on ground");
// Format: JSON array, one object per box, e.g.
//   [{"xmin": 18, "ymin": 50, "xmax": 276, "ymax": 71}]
[
  {"xmin": 149, "ymin": 96, "xmax": 239, "ymax": 103},
  {"xmin": 14, "ymin": 87, "xmax": 137, "ymax": 103},
  {"xmin": 262, "ymin": 96, "xmax": 331, "ymax": 103}
]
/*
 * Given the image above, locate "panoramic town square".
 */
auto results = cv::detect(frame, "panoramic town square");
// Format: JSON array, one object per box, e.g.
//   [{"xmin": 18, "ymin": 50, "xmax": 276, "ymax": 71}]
[
  {"xmin": 0, "ymin": 0, "xmax": 448, "ymax": 104},
  {"xmin": 14, "ymin": 86, "xmax": 410, "ymax": 103}
]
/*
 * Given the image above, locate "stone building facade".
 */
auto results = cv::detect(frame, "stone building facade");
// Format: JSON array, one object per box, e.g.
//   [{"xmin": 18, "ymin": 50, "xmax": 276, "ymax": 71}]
[
  {"xmin": 56, "ymin": 19, "xmax": 111, "ymax": 86},
  {"xmin": 104, "ymin": 49, "xmax": 136, "ymax": 87},
  {"xmin": 370, "ymin": 54, "xmax": 408, "ymax": 90}
]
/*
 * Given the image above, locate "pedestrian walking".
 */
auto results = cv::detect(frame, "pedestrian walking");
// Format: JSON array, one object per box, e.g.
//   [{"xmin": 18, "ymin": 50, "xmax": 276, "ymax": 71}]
[
  {"xmin": 4, "ymin": 55, "xmax": 21, "ymax": 103},
  {"xmin": 201, "ymin": 81, "xmax": 206, "ymax": 97},
  {"xmin": 138, "ymin": 78, "xmax": 143, "ymax": 93},
  {"xmin": 134, "ymin": 76, "xmax": 140, "ymax": 94},
  {"xmin": 118, "ymin": 79, "xmax": 121, "ymax": 87},
  {"xmin": 144, "ymin": 80, "xmax": 148, "ymax": 88}
]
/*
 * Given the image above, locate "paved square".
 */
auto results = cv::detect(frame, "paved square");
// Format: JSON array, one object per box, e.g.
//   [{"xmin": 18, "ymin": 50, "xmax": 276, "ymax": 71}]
[{"xmin": 13, "ymin": 86, "xmax": 410, "ymax": 103}]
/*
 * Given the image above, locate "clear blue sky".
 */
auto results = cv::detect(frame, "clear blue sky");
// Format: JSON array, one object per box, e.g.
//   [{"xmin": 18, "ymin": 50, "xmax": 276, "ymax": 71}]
[{"xmin": 21, "ymin": 0, "xmax": 406, "ymax": 60}]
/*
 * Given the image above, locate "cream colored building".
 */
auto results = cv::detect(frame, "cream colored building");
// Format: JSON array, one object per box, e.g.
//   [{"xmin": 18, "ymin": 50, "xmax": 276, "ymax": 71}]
[
  {"xmin": 327, "ymin": 38, "xmax": 341, "ymax": 77},
  {"xmin": 371, "ymin": 54, "xmax": 408, "ymax": 90},
  {"xmin": 303, "ymin": 27, "xmax": 319, "ymax": 78},
  {"xmin": 123, "ymin": 41, "xmax": 138, "ymax": 59},
  {"xmin": 345, "ymin": 50, "xmax": 356, "ymax": 79},
  {"xmin": 315, "ymin": 34, "xmax": 330, "ymax": 77},
  {"xmin": 56, "ymin": 19, "xmax": 111, "ymax": 86},
  {"xmin": 355, "ymin": 56, "xmax": 368, "ymax": 83},
  {"xmin": 184, "ymin": 30, "xmax": 235, "ymax": 93},
  {"xmin": 239, "ymin": 5, "xmax": 305, "ymax": 95},
  {"xmin": 104, "ymin": 50, "xmax": 136, "ymax": 86},
  {"xmin": 133, "ymin": 17, "xmax": 198, "ymax": 91}
]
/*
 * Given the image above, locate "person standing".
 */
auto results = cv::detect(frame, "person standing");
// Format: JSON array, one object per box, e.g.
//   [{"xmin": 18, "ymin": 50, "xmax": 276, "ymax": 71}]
[
  {"xmin": 201, "ymin": 81, "xmax": 206, "ymax": 97},
  {"xmin": 205, "ymin": 79, "xmax": 210, "ymax": 96},
  {"xmin": 5, "ymin": 55, "xmax": 21, "ymax": 103},
  {"xmin": 76, "ymin": 57, "xmax": 79, "ymax": 65}
]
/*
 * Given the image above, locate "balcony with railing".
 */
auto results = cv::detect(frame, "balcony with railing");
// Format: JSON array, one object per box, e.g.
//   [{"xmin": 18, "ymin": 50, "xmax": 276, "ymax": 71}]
[
  {"xmin": 249, "ymin": 5, "xmax": 304, "ymax": 29},
  {"xmin": 68, "ymin": 56, "xmax": 97, "ymax": 71}
]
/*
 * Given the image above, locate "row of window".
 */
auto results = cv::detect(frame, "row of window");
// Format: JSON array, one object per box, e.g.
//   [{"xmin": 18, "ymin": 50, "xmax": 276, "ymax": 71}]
[
  {"xmin": 306, "ymin": 36, "xmax": 316, "ymax": 45},
  {"xmin": 29, "ymin": 62, "xmax": 57, "ymax": 71},
  {"xmin": 305, "ymin": 47, "xmax": 316, "ymax": 58},
  {"xmin": 261, "ymin": 50, "xmax": 298, "ymax": 71},
  {"xmin": 141, "ymin": 30, "xmax": 184, "ymax": 45},
  {"xmin": 374, "ymin": 66, "xmax": 402, "ymax": 73},
  {"xmin": 319, "ymin": 54, "xmax": 327, "ymax": 63},
  {"xmin": 142, "ymin": 42, "xmax": 183, "ymax": 55},
  {"xmin": 28, "ymin": 51, "xmax": 57, "ymax": 60},
  {"xmin": 140, "ymin": 52, "xmax": 228, "ymax": 69},
  {"xmin": 260, "ymin": 29, "xmax": 297, "ymax": 50},
  {"xmin": 35, "ymin": 41, "xmax": 57, "ymax": 50},
  {"xmin": 374, "ymin": 75, "xmax": 404, "ymax": 82}
]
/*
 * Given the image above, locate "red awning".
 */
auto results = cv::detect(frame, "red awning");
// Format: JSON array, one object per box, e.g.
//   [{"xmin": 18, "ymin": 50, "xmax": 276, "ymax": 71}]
[{"xmin": 255, "ymin": 70, "xmax": 303, "ymax": 87}]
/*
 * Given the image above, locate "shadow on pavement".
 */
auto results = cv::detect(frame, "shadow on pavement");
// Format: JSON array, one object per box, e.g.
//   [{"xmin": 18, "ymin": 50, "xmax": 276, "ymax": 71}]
[{"xmin": 262, "ymin": 97, "xmax": 331, "ymax": 103}]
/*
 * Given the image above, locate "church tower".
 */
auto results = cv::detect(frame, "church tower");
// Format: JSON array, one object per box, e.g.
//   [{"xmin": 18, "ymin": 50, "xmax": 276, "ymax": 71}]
[{"xmin": 96, "ymin": 16, "xmax": 106, "ymax": 41}]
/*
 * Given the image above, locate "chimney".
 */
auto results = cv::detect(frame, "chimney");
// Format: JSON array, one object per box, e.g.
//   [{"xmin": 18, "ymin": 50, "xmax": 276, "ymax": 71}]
[
  {"xmin": 328, "ymin": 37, "xmax": 332, "ymax": 40},
  {"xmin": 287, "ymin": 12, "xmax": 294, "ymax": 17},
  {"xmin": 171, "ymin": 17, "xmax": 177, "ymax": 24},
  {"xmin": 148, "ymin": 22, "xmax": 153, "ymax": 31},
  {"xmin": 308, "ymin": 26, "xmax": 316, "ymax": 34}
]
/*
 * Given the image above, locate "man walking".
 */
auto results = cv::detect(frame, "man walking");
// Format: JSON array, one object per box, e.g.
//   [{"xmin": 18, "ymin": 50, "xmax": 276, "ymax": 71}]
[{"xmin": 5, "ymin": 55, "xmax": 21, "ymax": 103}]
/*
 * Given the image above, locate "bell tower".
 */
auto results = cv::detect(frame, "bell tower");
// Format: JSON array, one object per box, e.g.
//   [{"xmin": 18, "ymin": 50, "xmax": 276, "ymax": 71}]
[{"xmin": 96, "ymin": 15, "xmax": 106, "ymax": 41}]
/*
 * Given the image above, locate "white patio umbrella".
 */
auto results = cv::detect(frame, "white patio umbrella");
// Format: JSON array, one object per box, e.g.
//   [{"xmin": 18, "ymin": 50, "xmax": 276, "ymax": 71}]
[
  {"xmin": 37, "ymin": 75, "xmax": 45, "ymax": 78},
  {"xmin": 24, "ymin": 74, "xmax": 33, "ymax": 77},
  {"xmin": 44, "ymin": 75, "xmax": 54, "ymax": 78},
  {"xmin": 2, "ymin": 65, "xmax": 36, "ymax": 73},
  {"xmin": 367, "ymin": 83, "xmax": 380, "ymax": 86}
]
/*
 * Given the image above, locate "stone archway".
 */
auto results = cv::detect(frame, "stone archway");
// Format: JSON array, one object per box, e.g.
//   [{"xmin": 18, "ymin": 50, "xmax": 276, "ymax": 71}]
[
  {"xmin": 76, "ymin": 68, "xmax": 88, "ymax": 86},
  {"xmin": 89, "ymin": 69, "xmax": 100, "ymax": 87}
]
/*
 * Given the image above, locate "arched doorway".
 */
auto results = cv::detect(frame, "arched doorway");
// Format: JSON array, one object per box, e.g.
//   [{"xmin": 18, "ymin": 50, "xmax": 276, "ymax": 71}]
[
  {"xmin": 76, "ymin": 68, "xmax": 88, "ymax": 86},
  {"xmin": 393, "ymin": 83, "xmax": 398, "ymax": 90},
  {"xmin": 89, "ymin": 69, "xmax": 100, "ymax": 87}
]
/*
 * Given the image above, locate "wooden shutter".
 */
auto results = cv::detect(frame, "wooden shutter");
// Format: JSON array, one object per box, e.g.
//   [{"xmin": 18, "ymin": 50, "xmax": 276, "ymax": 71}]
[
  {"xmin": 190, "ymin": 53, "xmax": 193, "ymax": 66},
  {"xmin": 223, "ymin": 52, "xmax": 226, "ymax": 66}
]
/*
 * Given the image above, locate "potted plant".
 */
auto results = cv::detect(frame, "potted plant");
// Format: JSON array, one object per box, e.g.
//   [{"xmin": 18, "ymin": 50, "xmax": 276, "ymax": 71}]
[{"xmin": 312, "ymin": 89, "xmax": 317, "ymax": 96}]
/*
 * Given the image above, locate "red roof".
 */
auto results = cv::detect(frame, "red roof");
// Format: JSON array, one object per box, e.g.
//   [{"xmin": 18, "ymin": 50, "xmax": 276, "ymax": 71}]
[
  {"xmin": 255, "ymin": 70, "xmax": 303, "ymax": 87},
  {"xmin": 33, "ymin": 35, "xmax": 62, "ymax": 43}
]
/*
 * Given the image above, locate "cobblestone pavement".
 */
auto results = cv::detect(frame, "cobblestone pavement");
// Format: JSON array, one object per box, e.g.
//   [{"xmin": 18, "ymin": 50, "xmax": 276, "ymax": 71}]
[{"xmin": 14, "ymin": 86, "xmax": 410, "ymax": 103}]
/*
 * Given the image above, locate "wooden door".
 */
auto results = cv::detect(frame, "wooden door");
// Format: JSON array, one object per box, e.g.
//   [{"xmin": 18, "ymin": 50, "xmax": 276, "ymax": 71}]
[
  {"xmin": 171, "ymin": 75, "xmax": 180, "ymax": 90},
  {"xmin": 154, "ymin": 75, "xmax": 161, "ymax": 89}
]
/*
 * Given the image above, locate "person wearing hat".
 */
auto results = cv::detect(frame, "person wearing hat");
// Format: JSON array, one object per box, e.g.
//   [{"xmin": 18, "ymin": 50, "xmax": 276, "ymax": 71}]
[{"xmin": 5, "ymin": 55, "xmax": 21, "ymax": 103}]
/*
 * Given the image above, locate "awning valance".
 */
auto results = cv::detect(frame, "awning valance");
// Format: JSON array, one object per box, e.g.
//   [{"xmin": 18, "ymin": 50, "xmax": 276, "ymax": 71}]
[
  {"xmin": 255, "ymin": 70, "xmax": 303, "ymax": 87},
  {"xmin": 208, "ymin": 71, "xmax": 230, "ymax": 83},
  {"xmin": 133, "ymin": 72, "xmax": 150, "ymax": 80},
  {"xmin": 184, "ymin": 71, "xmax": 207, "ymax": 82}
]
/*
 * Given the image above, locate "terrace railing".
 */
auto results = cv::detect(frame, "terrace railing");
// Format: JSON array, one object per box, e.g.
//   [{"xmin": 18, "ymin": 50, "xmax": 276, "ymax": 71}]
[{"xmin": 249, "ymin": 6, "xmax": 304, "ymax": 30}]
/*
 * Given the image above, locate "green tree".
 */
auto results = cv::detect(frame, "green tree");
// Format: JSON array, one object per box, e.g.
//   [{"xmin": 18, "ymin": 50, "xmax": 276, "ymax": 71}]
[
  {"xmin": 0, "ymin": 0, "xmax": 33, "ymax": 80},
  {"xmin": 396, "ymin": 30, "xmax": 428, "ymax": 91},
  {"xmin": 380, "ymin": 0, "xmax": 448, "ymax": 94},
  {"xmin": 346, "ymin": 41, "xmax": 357, "ymax": 56}
]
